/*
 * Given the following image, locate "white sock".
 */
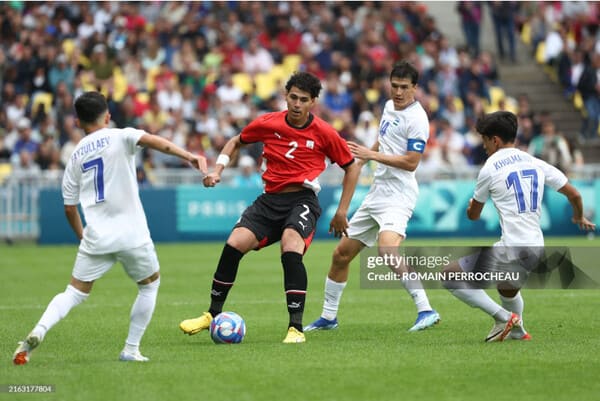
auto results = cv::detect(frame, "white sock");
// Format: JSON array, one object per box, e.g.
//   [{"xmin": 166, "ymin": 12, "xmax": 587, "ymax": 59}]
[
  {"xmin": 124, "ymin": 278, "xmax": 160, "ymax": 352},
  {"xmin": 321, "ymin": 277, "xmax": 346, "ymax": 320},
  {"xmin": 500, "ymin": 292, "xmax": 526, "ymax": 334},
  {"xmin": 449, "ymin": 288, "xmax": 511, "ymax": 322},
  {"xmin": 33, "ymin": 284, "xmax": 89, "ymax": 340},
  {"xmin": 400, "ymin": 278, "xmax": 432, "ymax": 313}
]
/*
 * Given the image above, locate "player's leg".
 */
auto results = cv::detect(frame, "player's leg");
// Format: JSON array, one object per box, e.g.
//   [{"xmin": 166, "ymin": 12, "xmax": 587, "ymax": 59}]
[
  {"xmin": 179, "ymin": 227, "xmax": 258, "ymax": 335},
  {"xmin": 499, "ymin": 288, "xmax": 529, "ymax": 340},
  {"xmin": 443, "ymin": 253, "xmax": 520, "ymax": 342},
  {"xmin": 280, "ymin": 228, "xmax": 311, "ymax": 343},
  {"xmin": 304, "ymin": 236, "xmax": 364, "ymax": 332},
  {"xmin": 13, "ymin": 251, "xmax": 109, "ymax": 365},
  {"xmin": 118, "ymin": 244, "xmax": 161, "ymax": 361},
  {"xmin": 378, "ymin": 231, "xmax": 440, "ymax": 331},
  {"xmin": 280, "ymin": 193, "xmax": 321, "ymax": 343}
]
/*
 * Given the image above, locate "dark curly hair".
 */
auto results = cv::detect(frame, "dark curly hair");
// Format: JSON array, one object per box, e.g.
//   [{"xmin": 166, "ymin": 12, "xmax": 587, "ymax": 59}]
[{"xmin": 285, "ymin": 71, "xmax": 322, "ymax": 98}]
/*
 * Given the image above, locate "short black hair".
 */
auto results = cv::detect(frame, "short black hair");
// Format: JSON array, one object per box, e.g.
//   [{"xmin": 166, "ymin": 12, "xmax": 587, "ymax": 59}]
[
  {"xmin": 475, "ymin": 111, "xmax": 518, "ymax": 143},
  {"xmin": 390, "ymin": 61, "xmax": 419, "ymax": 85},
  {"xmin": 74, "ymin": 92, "xmax": 108, "ymax": 124},
  {"xmin": 285, "ymin": 71, "xmax": 322, "ymax": 98}
]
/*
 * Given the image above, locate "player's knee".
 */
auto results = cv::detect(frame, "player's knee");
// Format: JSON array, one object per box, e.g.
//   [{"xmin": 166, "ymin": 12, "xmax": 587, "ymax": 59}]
[{"xmin": 332, "ymin": 246, "xmax": 353, "ymax": 267}]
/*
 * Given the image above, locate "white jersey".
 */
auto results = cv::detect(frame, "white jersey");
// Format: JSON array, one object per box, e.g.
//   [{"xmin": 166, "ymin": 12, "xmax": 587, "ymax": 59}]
[
  {"xmin": 373, "ymin": 99, "xmax": 429, "ymax": 202},
  {"xmin": 473, "ymin": 147, "xmax": 568, "ymax": 246},
  {"xmin": 62, "ymin": 127, "xmax": 151, "ymax": 254}
]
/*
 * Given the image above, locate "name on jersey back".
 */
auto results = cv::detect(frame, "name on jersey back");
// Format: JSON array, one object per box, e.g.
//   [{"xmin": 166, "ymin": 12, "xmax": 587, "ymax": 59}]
[
  {"xmin": 71, "ymin": 136, "xmax": 111, "ymax": 162},
  {"xmin": 493, "ymin": 154, "xmax": 523, "ymax": 171}
]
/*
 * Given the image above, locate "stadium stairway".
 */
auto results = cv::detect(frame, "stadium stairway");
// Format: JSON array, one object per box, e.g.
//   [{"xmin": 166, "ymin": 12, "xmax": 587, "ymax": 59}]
[{"xmin": 427, "ymin": 2, "xmax": 600, "ymax": 162}]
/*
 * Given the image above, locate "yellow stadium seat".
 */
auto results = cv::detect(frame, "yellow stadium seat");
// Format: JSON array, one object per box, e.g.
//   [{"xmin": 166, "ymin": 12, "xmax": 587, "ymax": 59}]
[
  {"xmin": 366, "ymin": 88, "xmax": 380, "ymax": 104},
  {"xmin": 232, "ymin": 72, "xmax": 253, "ymax": 95},
  {"xmin": 112, "ymin": 67, "xmax": 128, "ymax": 102},
  {"xmin": 535, "ymin": 42, "xmax": 546, "ymax": 64},
  {"xmin": 453, "ymin": 97, "xmax": 464, "ymax": 111},
  {"xmin": 489, "ymin": 86, "xmax": 505, "ymax": 108},
  {"xmin": 62, "ymin": 39, "xmax": 75, "ymax": 57},
  {"xmin": 31, "ymin": 92, "xmax": 53, "ymax": 113},
  {"xmin": 254, "ymin": 72, "xmax": 277, "ymax": 100},
  {"xmin": 573, "ymin": 91, "xmax": 583, "ymax": 110},
  {"xmin": 520, "ymin": 22, "xmax": 531, "ymax": 45},
  {"xmin": 282, "ymin": 54, "xmax": 302, "ymax": 75},
  {"xmin": 145, "ymin": 66, "xmax": 160, "ymax": 92},
  {"xmin": 0, "ymin": 163, "xmax": 12, "ymax": 184},
  {"xmin": 135, "ymin": 92, "xmax": 150, "ymax": 105},
  {"xmin": 270, "ymin": 64, "xmax": 288, "ymax": 83}
]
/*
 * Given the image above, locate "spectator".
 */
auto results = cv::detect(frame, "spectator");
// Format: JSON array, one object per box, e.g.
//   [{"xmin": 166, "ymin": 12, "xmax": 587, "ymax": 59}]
[
  {"xmin": 11, "ymin": 118, "xmax": 39, "ymax": 164},
  {"xmin": 48, "ymin": 53, "xmax": 75, "ymax": 93},
  {"xmin": 528, "ymin": 120, "xmax": 572, "ymax": 173},
  {"xmin": 232, "ymin": 155, "xmax": 262, "ymax": 189},
  {"xmin": 457, "ymin": 2, "xmax": 482, "ymax": 56},
  {"xmin": 242, "ymin": 37, "xmax": 274, "ymax": 76},
  {"xmin": 437, "ymin": 118, "xmax": 468, "ymax": 167},
  {"xmin": 489, "ymin": 1, "xmax": 518, "ymax": 62},
  {"xmin": 577, "ymin": 52, "xmax": 600, "ymax": 141}
]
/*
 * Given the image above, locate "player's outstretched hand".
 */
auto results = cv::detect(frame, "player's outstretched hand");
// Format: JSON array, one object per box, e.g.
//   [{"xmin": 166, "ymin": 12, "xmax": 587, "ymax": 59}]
[
  {"xmin": 329, "ymin": 212, "xmax": 349, "ymax": 238},
  {"xmin": 203, "ymin": 172, "xmax": 221, "ymax": 187},
  {"xmin": 189, "ymin": 155, "xmax": 208, "ymax": 175},
  {"xmin": 347, "ymin": 141, "xmax": 373, "ymax": 161},
  {"xmin": 572, "ymin": 216, "xmax": 596, "ymax": 231}
]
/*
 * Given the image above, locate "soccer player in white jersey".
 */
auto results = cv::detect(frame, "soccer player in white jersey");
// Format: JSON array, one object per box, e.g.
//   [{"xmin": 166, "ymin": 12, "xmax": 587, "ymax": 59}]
[
  {"xmin": 443, "ymin": 111, "xmax": 595, "ymax": 342},
  {"xmin": 305, "ymin": 62, "xmax": 441, "ymax": 333},
  {"xmin": 13, "ymin": 92, "xmax": 207, "ymax": 364}
]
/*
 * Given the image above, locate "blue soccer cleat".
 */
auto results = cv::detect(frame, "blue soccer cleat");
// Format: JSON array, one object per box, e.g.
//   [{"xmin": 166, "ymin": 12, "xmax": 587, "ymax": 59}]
[
  {"xmin": 408, "ymin": 310, "xmax": 440, "ymax": 332},
  {"xmin": 304, "ymin": 317, "xmax": 339, "ymax": 332}
]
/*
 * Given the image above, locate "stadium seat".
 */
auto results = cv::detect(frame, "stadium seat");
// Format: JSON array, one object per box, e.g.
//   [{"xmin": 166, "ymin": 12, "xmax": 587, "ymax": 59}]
[
  {"xmin": 573, "ymin": 91, "xmax": 583, "ymax": 111},
  {"xmin": 520, "ymin": 22, "xmax": 531, "ymax": 46},
  {"xmin": 112, "ymin": 67, "xmax": 128, "ymax": 102},
  {"xmin": 31, "ymin": 92, "xmax": 53, "ymax": 114},
  {"xmin": 282, "ymin": 54, "xmax": 302, "ymax": 75},
  {"xmin": 270, "ymin": 64, "xmax": 288, "ymax": 84},
  {"xmin": 254, "ymin": 72, "xmax": 278, "ymax": 100},
  {"xmin": 232, "ymin": 73, "xmax": 253, "ymax": 95},
  {"xmin": 0, "ymin": 163, "xmax": 12, "ymax": 184},
  {"xmin": 62, "ymin": 39, "xmax": 76, "ymax": 57},
  {"xmin": 535, "ymin": 42, "xmax": 545, "ymax": 65},
  {"xmin": 489, "ymin": 86, "xmax": 506, "ymax": 109}
]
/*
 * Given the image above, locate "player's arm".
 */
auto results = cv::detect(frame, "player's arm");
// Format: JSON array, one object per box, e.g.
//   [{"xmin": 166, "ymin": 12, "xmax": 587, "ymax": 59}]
[
  {"xmin": 466, "ymin": 198, "xmax": 484, "ymax": 221},
  {"xmin": 347, "ymin": 141, "xmax": 422, "ymax": 171},
  {"xmin": 329, "ymin": 160, "xmax": 361, "ymax": 238},
  {"xmin": 354, "ymin": 140, "xmax": 379, "ymax": 167},
  {"xmin": 137, "ymin": 134, "xmax": 207, "ymax": 173},
  {"xmin": 203, "ymin": 134, "xmax": 243, "ymax": 187},
  {"xmin": 558, "ymin": 183, "xmax": 596, "ymax": 231},
  {"xmin": 64, "ymin": 205, "xmax": 83, "ymax": 240}
]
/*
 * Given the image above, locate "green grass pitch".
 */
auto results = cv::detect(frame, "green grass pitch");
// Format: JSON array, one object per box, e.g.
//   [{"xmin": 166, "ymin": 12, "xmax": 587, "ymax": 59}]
[{"xmin": 1, "ymin": 237, "xmax": 599, "ymax": 401}]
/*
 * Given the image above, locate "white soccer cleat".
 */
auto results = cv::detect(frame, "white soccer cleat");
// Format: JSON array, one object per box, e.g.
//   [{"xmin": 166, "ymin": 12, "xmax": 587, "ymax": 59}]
[
  {"xmin": 485, "ymin": 313, "xmax": 522, "ymax": 342},
  {"xmin": 13, "ymin": 333, "xmax": 41, "ymax": 365},
  {"xmin": 119, "ymin": 350, "xmax": 149, "ymax": 362}
]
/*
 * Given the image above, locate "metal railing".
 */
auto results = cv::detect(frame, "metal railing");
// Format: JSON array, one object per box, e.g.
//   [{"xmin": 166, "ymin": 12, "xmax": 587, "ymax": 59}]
[{"xmin": 1, "ymin": 164, "xmax": 599, "ymax": 241}]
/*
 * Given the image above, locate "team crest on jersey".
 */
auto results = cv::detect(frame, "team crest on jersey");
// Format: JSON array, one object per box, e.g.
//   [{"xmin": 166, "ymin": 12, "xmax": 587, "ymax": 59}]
[{"xmin": 306, "ymin": 140, "xmax": 314, "ymax": 149}]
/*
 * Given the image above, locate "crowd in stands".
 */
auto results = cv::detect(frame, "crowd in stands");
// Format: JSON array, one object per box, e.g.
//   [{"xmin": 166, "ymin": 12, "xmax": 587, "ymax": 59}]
[
  {"xmin": 517, "ymin": 1, "xmax": 599, "ymax": 142},
  {"xmin": 0, "ymin": 2, "xmax": 595, "ymax": 186}
]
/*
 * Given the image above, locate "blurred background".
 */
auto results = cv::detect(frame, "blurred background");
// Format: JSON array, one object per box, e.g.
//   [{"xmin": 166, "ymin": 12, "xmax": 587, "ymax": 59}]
[{"xmin": 0, "ymin": 1, "xmax": 598, "ymax": 243}]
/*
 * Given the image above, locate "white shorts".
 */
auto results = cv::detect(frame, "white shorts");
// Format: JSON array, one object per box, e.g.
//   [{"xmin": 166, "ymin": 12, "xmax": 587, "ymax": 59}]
[
  {"xmin": 72, "ymin": 242, "xmax": 160, "ymax": 282},
  {"xmin": 347, "ymin": 184, "xmax": 415, "ymax": 247}
]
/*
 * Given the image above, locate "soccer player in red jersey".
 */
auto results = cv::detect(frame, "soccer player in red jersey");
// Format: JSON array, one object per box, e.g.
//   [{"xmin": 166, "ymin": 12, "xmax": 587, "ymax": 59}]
[{"xmin": 179, "ymin": 72, "xmax": 361, "ymax": 343}]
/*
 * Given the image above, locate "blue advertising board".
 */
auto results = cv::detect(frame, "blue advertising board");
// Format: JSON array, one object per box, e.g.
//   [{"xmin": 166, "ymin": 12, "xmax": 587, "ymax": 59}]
[{"xmin": 38, "ymin": 179, "xmax": 598, "ymax": 244}]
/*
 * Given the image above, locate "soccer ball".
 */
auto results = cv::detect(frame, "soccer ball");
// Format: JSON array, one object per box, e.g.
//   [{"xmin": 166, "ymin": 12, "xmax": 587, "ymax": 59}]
[{"xmin": 210, "ymin": 312, "xmax": 246, "ymax": 344}]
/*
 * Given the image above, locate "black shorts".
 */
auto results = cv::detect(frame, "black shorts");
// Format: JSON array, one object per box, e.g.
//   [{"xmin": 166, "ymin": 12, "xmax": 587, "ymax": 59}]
[{"xmin": 235, "ymin": 189, "xmax": 322, "ymax": 251}]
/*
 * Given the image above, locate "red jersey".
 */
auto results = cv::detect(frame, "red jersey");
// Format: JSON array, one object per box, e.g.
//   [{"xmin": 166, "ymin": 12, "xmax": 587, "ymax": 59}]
[{"xmin": 240, "ymin": 111, "xmax": 354, "ymax": 193}]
